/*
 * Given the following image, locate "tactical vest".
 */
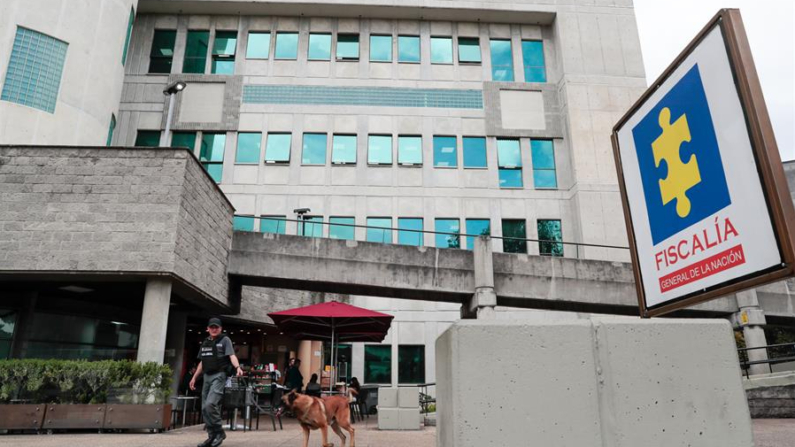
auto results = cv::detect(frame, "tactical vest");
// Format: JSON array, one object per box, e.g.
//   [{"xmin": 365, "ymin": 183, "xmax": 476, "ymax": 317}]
[{"xmin": 200, "ymin": 335, "xmax": 232, "ymax": 375}]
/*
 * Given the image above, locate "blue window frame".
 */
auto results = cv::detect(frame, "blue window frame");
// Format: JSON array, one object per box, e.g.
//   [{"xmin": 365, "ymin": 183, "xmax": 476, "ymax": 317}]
[
  {"xmin": 329, "ymin": 217, "xmax": 355, "ymax": 240},
  {"xmin": 465, "ymin": 219, "xmax": 490, "ymax": 250},
  {"xmin": 398, "ymin": 35, "xmax": 420, "ymax": 63},
  {"xmin": 236, "ymin": 133, "xmax": 261, "ymax": 164},
  {"xmin": 298, "ymin": 216, "xmax": 323, "ymax": 238},
  {"xmin": 531, "ymin": 139, "xmax": 556, "ymax": 188},
  {"xmin": 398, "ymin": 218, "xmax": 423, "ymax": 246},
  {"xmin": 522, "ymin": 40, "xmax": 546, "ymax": 83},
  {"xmin": 1, "ymin": 27, "xmax": 68, "ymax": 113},
  {"xmin": 211, "ymin": 31, "xmax": 237, "ymax": 74},
  {"xmin": 431, "ymin": 37, "xmax": 453, "ymax": 64},
  {"xmin": 398, "ymin": 136, "xmax": 422, "ymax": 166},
  {"xmin": 149, "ymin": 29, "xmax": 176, "ymax": 73},
  {"xmin": 370, "ymin": 35, "xmax": 392, "ymax": 62},
  {"xmin": 200, "ymin": 133, "xmax": 226, "ymax": 183},
  {"xmin": 502, "ymin": 219, "xmax": 527, "ymax": 253},
  {"xmin": 337, "ymin": 34, "xmax": 359, "ymax": 60},
  {"xmin": 122, "ymin": 7, "xmax": 135, "ymax": 65},
  {"xmin": 368, "ymin": 135, "xmax": 392, "ymax": 165},
  {"xmin": 260, "ymin": 216, "xmax": 286, "ymax": 234},
  {"xmin": 458, "ymin": 37, "xmax": 481, "ymax": 63},
  {"xmin": 246, "ymin": 32, "xmax": 271, "ymax": 59},
  {"xmin": 490, "ymin": 39, "xmax": 514, "ymax": 81},
  {"xmin": 265, "ymin": 133, "xmax": 291, "ymax": 163},
  {"xmin": 302, "ymin": 133, "xmax": 327, "ymax": 165},
  {"xmin": 332, "ymin": 134, "xmax": 357, "ymax": 165},
  {"xmin": 435, "ymin": 219, "xmax": 461, "ymax": 249},
  {"xmin": 497, "ymin": 138, "xmax": 522, "ymax": 188},
  {"xmin": 308, "ymin": 33, "xmax": 331, "ymax": 60},
  {"xmin": 367, "ymin": 218, "xmax": 392, "ymax": 244},
  {"xmin": 538, "ymin": 219, "xmax": 563, "ymax": 256},
  {"xmin": 433, "ymin": 136, "xmax": 457, "ymax": 168},
  {"xmin": 275, "ymin": 32, "xmax": 298, "ymax": 59},
  {"xmin": 233, "ymin": 216, "xmax": 255, "ymax": 232},
  {"xmin": 462, "ymin": 137, "xmax": 487, "ymax": 168},
  {"xmin": 183, "ymin": 30, "xmax": 209, "ymax": 73}
]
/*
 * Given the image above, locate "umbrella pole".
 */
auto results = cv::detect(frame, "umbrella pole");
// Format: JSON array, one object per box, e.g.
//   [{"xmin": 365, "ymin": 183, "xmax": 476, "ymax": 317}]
[{"xmin": 329, "ymin": 319, "xmax": 335, "ymax": 393}]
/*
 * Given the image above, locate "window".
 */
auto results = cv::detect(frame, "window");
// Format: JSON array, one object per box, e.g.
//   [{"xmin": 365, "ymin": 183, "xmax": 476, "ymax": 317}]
[
  {"xmin": 398, "ymin": 36, "xmax": 420, "ymax": 63},
  {"xmin": 398, "ymin": 218, "xmax": 423, "ymax": 246},
  {"xmin": 368, "ymin": 135, "xmax": 392, "ymax": 165},
  {"xmin": 398, "ymin": 345, "xmax": 425, "ymax": 384},
  {"xmin": 24, "ymin": 313, "xmax": 138, "ymax": 361},
  {"xmin": 183, "ymin": 30, "xmax": 209, "ymax": 73},
  {"xmin": 323, "ymin": 343, "xmax": 353, "ymax": 383},
  {"xmin": 308, "ymin": 33, "xmax": 331, "ymax": 60},
  {"xmin": 233, "ymin": 216, "xmax": 255, "ymax": 231},
  {"xmin": 236, "ymin": 132, "xmax": 261, "ymax": 164},
  {"xmin": 246, "ymin": 32, "xmax": 271, "ymax": 59},
  {"xmin": 261, "ymin": 216, "xmax": 287, "ymax": 234},
  {"xmin": 458, "ymin": 37, "xmax": 481, "ymax": 63},
  {"xmin": 366, "ymin": 218, "xmax": 392, "ymax": 244},
  {"xmin": 465, "ymin": 219, "xmax": 490, "ymax": 250},
  {"xmin": 1, "ymin": 27, "xmax": 68, "ymax": 113},
  {"xmin": 106, "ymin": 114, "xmax": 116, "ymax": 146},
  {"xmin": 337, "ymin": 34, "xmax": 359, "ymax": 60},
  {"xmin": 331, "ymin": 134, "xmax": 357, "ymax": 165},
  {"xmin": 274, "ymin": 32, "xmax": 298, "ymax": 59},
  {"xmin": 122, "ymin": 7, "xmax": 135, "ymax": 65},
  {"xmin": 463, "ymin": 137, "xmax": 487, "ymax": 168},
  {"xmin": 497, "ymin": 138, "xmax": 522, "ymax": 188},
  {"xmin": 435, "ymin": 219, "xmax": 461, "ymax": 249},
  {"xmin": 430, "ymin": 37, "xmax": 453, "ymax": 64},
  {"xmin": 502, "ymin": 219, "xmax": 527, "ymax": 254},
  {"xmin": 490, "ymin": 39, "xmax": 514, "ymax": 81},
  {"xmin": 200, "ymin": 133, "xmax": 226, "ymax": 183},
  {"xmin": 149, "ymin": 30, "xmax": 176, "ymax": 73},
  {"xmin": 370, "ymin": 35, "xmax": 392, "ymax": 62},
  {"xmin": 329, "ymin": 217, "xmax": 355, "ymax": 240},
  {"xmin": 531, "ymin": 139, "xmax": 557, "ymax": 188},
  {"xmin": 398, "ymin": 136, "xmax": 422, "ymax": 166},
  {"xmin": 433, "ymin": 136, "xmax": 457, "ymax": 168},
  {"xmin": 298, "ymin": 216, "xmax": 323, "ymax": 238},
  {"xmin": 211, "ymin": 31, "xmax": 237, "ymax": 74},
  {"xmin": 135, "ymin": 130, "xmax": 160, "ymax": 147},
  {"xmin": 538, "ymin": 219, "xmax": 563, "ymax": 256},
  {"xmin": 364, "ymin": 345, "xmax": 391, "ymax": 384},
  {"xmin": 302, "ymin": 133, "xmax": 327, "ymax": 165},
  {"xmin": 0, "ymin": 310, "xmax": 16, "ymax": 360},
  {"xmin": 171, "ymin": 131, "xmax": 196, "ymax": 150},
  {"xmin": 522, "ymin": 40, "xmax": 546, "ymax": 83},
  {"xmin": 265, "ymin": 133, "xmax": 291, "ymax": 163}
]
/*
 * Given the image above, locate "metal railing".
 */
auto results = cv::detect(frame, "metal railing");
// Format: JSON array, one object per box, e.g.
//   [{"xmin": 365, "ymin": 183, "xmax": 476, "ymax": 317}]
[
  {"xmin": 396, "ymin": 382, "xmax": 436, "ymax": 414},
  {"xmin": 738, "ymin": 342, "xmax": 795, "ymax": 378}
]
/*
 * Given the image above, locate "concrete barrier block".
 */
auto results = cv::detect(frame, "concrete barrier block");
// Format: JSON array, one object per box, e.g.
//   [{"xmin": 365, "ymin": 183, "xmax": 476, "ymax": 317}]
[
  {"xmin": 378, "ymin": 387, "xmax": 398, "ymax": 408},
  {"xmin": 398, "ymin": 387, "xmax": 419, "ymax": 408},
  {"xmin": 398, "ymin": 407, "xmax": 421, "ymax": 430},
  {"xmin": 437, "ymin": 318, "xmax": 753, "ymax": 447},
  {"xmin": 377, "ymin": 407, "xmax": 399, "ymax": 430}
]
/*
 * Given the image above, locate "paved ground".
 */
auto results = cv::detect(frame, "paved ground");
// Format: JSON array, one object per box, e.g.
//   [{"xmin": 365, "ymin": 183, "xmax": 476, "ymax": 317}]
[{"xmin": 0, "ymin": 418, "xmax": 792, "ymax": 446}]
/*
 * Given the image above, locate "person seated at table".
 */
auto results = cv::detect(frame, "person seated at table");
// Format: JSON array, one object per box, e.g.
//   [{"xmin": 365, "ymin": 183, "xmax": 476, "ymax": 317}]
[
  {"xmin": 348, "ymin": 377, "xmax": 361, "ymax": 401},
  {"xmin": 305, "ymin": 374, "xmax": 322, "ymax": 397},
  {"xmin": 180, "ymin": 364, "xmax": 198, "ymax": 395},
  {"xmin": 285, "ymin": 358, "xmax": 304, "ymax": 393}
]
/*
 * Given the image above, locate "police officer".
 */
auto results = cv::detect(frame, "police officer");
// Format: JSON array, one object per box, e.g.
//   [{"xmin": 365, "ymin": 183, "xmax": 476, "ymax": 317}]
[{"xmin": 189, "ymin": 317, "xmax": 243, "ymax": 447}]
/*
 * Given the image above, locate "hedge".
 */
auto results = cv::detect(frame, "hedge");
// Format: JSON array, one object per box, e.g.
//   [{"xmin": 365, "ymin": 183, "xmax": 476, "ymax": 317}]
[{"xmin": 0, "ymin": 359, "xmax": 172, "ymax": 404}]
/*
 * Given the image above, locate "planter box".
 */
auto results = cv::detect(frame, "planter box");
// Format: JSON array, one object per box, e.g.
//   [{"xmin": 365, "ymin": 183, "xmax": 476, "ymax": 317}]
[
  {"xmin": 104, "ymin": 404, "xmax": 172, "ymax": 430},
  {"xmin": 0, "ymin": 404, "xmax": 46, "ymax": 430},
  {"xmin": 43, "ymin": 404, "xmax": 106, "ymax": 430}
]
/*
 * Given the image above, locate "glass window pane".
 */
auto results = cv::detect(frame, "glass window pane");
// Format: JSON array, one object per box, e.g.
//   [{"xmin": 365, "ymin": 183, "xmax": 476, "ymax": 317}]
[
  {"xmin": 200, "ymin": 133, "xmax": 226, "ymax": 162},
  {"xmin": 433, "ymin": 136, "xmax": 457, "ymax": 168},
  {"xmin": 502, "ymin": 219, "xmax": 527, "ymax": 253},
  {"xmin": 538, "ymin": 219, "xmax": 563, "ymax": 256},
  {"xmin": 398, "ymin": 218, "xmax": 423, "ymax": 246},
  {"xmin": 302, "ymin": 133, "xmax": 327, "ymax": 165},
  {"xmin": 265, "ymin": 133, "xmax": 291, "ymax": 163},
  {"xmin": 203, "ymin": 163, "xmax": 223, "ymax": 183},
  {"xmin": 531, "ymin": 140, "xmax": 555, "ymax": 169},
  {"xmin": 525, "ymin": 67, "xmax": 547, "ymax": 84},
  {"xmin": 135, "ymin": 130, "xmax": 160, "ymax": 147},
  {"xmin": 122, "ymin": 7, "xmax": 135, "ymax": 65},
  {"xmin": 308, "ymin": 33, "xmax": 331, "ymax": 60},
  {"xmin": 260, "ymin": 216, "xmax": 287, "ymax": 234},
  {"xmin": 0, "ymin": 311, "xmax": 17, "ymax": 341},
  {"xmin": 183, "ymin": 30, "xmax": 209, "ymax": 73},
  {"xmin": 246, "ymin": 32, "xmax": 271, "ymax": 59},
  {"xmin": 368, "ymin": 135, "xmax": 392, "ymax": 165},
  {"xmin": 106, "ymin": 114, "xmax": 116, "ymax": 146},
  {"xmin": 171, "ymin": 131, "xmax": 196, "ymax": 150},
  {"xmin": 534, "ymin": 169, "xmax": 557, "ymax": 189},
  {"xmin": 458, "ymin": 37, "xmax": 481, "ymax": 63},
  {"xmin": 212, "ymin": 31, "xmax": 237, "ymax": 55},
  {"xmin": 398, "ymin": 136, "xmax": 422, "ymax": 165},
  {"xmin": 236, "ymin": 132, "xmax": 261, "ymax": 164},
  {"xmin": 370, "ymin": 35, "xmax": 392, "ymax": 62},
  {"xmin": 435, "ymin": 219, "xmax": 460, "ymax": 249},
  {"xmin": 211, "ymin": 59, "xmax": 234, "ymax": 74},
  {"xmin": 463, "ymin": 137, "xmax": 487, "ymax": 168},
  {"xmin": 149, "ymin": 30, "xmax": 176, "ymax": 73},
  {"xmin": 366, "ymin": 218, "xmax": 392, "ymax": 244},
  {"xmin": 490, "ymin": 39, "xmax": 514, "ymax": 81},
  {"xmin": 497, "ymin": 139, "xmax": 521, "ymax": 167},
  {"xmin": 522, "ymin": 40, "xmax": 546, "ymax": 82},
  {"xmin": 465, "ymin": 219, "xmax": 490, "ymax": 250},
  {"xmin": 499, "ymin": 169, "xmax": 523, "ymax": 188},
  {"xmin": 398, "ymin": 345, "xmax": 425, "ymax": 384},
  {"xmin": 275, "ymin": 32, "xmax": 298, "ymax": 59},
  {"xmin": 332, "ymin": 134, "xmax": 357, "ymax": 164},
  {"xmin": 298, "ymin": 216, "xmax": 323, "ymax": 238},
  {"xmin": 398, "ymin": 35, "xmax": 420, "ymax": 63},
  {"xmin": 364, "ymin": 345, "xmax": 391, "ymax": 384},
  {"xmin": 233, "ymin": 216, "xmax": 255, "ymax": 231},
  {"xmin": 329, "ymin": 217, "xmax": 355, "ymax": 240},
  {"xmin": 431, "ymin": 37, "xmax": 453, "ymax": 64},
  {"xmin": 337, "ymin": 34, "xmax": 359, "ymax": 60}
]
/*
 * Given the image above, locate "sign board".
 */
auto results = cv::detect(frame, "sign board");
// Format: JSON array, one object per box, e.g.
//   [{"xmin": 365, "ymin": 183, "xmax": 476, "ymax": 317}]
[{"xmin": 612, "ymin": 9, "xmax": 795, "ymax": 317}]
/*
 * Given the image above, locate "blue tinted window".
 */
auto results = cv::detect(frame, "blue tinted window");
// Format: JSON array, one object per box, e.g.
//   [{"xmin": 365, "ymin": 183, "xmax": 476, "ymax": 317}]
[
  {"xmin": 538, "ymin": 219, "xmax": 563, "ymax": 256},
  {"xmin": 462, "ymin": 137, "xmax": 486, "ymax": 168},
  {"xmin": 502, "ymin": 219, "xmax": 527, "ymax": 253},
  {"xmin": 246, "ymin": 32, "xmax": 271, "ymax": 59},
  {"xmin": 261, "ymin": 216, "xmax": 286, "ymax": 234},
  {"xmin": 107, "ymin": 114, "xmax": 116, "ymax": 146},
  {"xmin": 370, "ymin": 35, "xmax": 392, "ymax": 62},
  {"xmin": 135, "ymin": 130, "xmax": 160, "ymax": 147},
  {"xmin": 398, "ymin": 136, "xmax": 422, "ymax": 165},
  {"xmin": 522, "ymin": 40, "xmax": 546, "ymax": 83},
  {"xmin": 329, "ymin": 217, "xmax": 355, "ymax": 240},
  {"xmin": 265, "ymin": 133, "xmax": 291, "ymax": 163},
  {"xmin": 308, "ymin": 33, "xmax": 331, "ymax": 60},
  {"xmin": 368, "ymin": 135, "xmax": 392, "ymax": 165},
  {"xmin": 490, "ymin": 39, "xmax": 514, "ymax": 81},
  {"xmin": 211, "ymin": 31, "xmax": 236, "ymax": 74},
  {"xmin": 171, "ymin": 131, "xmax": 196, "ymax": 150},
  {"xmin": 183, "ymin": 30, "xmax": 209, "ymax": 73},
  {"xmin": 332, "ymin": 134, "xmax": 357, "ymax": 164},
  {"xmin": 367, "ymin": 218, "xmax": 392, "ymax": 244},
  {"xmin": 298, "ymin": 216, "xmax": 323, "ymax": 238},
  {"xmin": 497, "ymin": 139, "xmax": 521, "ymax": 167},
  {"xmin": 302, "ymin": 133, "xmax": 327, "ymax": 165},
  {"xmin": 433, "ymin": 136, "xmax": 457, "ymax": 168},
  {"xmin": 1, "ymin": 27, "xmax": 68, "ymax": 113},
  {"xmin": 233, "ymin": 216, "xmax": 255, "ymax": 231},
  {"xmin": 435, "ymin": 219, "xmax": 461, "ymax": 249},
  {"xmin": 337, "ymin": 34, "xmax": 359, "ymax": 60},
  {"xmin": 499, "ymin": 169, "xmax": 522, "ymax": 188},
  {"xmin": 243, "ymin": 85, "xmax": 482, "ymax": 109},
  {"xmin": 149, "ymin": 29, "xmax": 176, "ymax": 73},
  {"xmin": 431, "ymin": 37, "xmax": 453, "ymax": 64},
  {"xmin": 531, "ymin": 139, "xmax": 556, "ymax": 188},
  {"xmin": 458, "ymin": 37, "xmax": 481, "ymax": 63},
  {"xmin": 122, "ymin": 8, "xmax": 135, "ymax": 65},
  {"xmin": 398, "ymin": 36, "xmax": 420, "ymax": 62},
  {"xmin": 203, "ymin": 163, "xmax": 223, "ymax": 183},
  {"xmin": 236, "ymin": 133, "xmax": 261, "ymax": 164},
  {"xmin": 398, "ymin": 218, "xmax": 423, "ymax": 246},
  {"xmin": 275, "ymin": 32, "xmax": 298, "ymax": 59},
  {"xmin": 465, "ymin": 219, "xmax": 490, "ymax": 250},
  {"xmin": 200, "ymin": 133, "xmax": 226, "ymax": 162}
]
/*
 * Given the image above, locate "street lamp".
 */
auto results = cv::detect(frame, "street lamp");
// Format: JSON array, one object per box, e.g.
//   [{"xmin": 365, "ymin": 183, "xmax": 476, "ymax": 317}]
[
  {"xmin": 294, "ymin": 208, "xmax": 310, "ymax": 236},
  {"xmin": 160, "ymin": 81, "xmax": 187, "ymax": 147}
]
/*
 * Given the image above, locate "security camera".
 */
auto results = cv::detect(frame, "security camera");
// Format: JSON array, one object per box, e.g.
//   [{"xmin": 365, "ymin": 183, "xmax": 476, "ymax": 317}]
[{"xmin": 293, "ymin": 208, "xmax": 311, "ymax": 215}]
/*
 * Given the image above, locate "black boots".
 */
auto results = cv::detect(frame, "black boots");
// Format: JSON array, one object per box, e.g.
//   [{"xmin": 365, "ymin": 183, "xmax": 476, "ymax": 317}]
[
  {"xmin": 210, "ymin": 430, "xmax": 226, "ymax": 447},
  {"xmin": 197, "ymin": 432, "xmax": 214, "ymax": 447}
]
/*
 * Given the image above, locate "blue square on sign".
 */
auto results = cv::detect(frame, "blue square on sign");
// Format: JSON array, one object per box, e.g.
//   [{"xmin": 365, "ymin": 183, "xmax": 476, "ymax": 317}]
[{"xmin": 631, "ymin": 64, "xmax": 731, "ymax": 245}]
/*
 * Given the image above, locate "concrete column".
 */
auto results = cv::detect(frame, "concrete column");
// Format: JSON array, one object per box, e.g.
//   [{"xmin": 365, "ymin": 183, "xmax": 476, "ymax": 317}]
[
  {"xmin": 10, "ymin": 292, "xmax": 37, "ymax": 358},
  {"xmin": 732, "ymin": 289, "xmax": 769, "ymax": 376},
  {"xmin": 136, "ymin": 278, "xmax": 172, "ymax": 364},
  {"xmin": 462, "ymin": 236, "xmax": 497, "ymax": 319},
  {"xmin": 165, "ymin": 311, "xmax": 187, "ymax": 397},
  {"xmin": 298, "ymin": 340, "xmax": 313, "ymax": 388}
]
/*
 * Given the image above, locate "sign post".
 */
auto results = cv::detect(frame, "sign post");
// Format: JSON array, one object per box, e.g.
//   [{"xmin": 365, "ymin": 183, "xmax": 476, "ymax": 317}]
[{"xmin": 611, "ymin": 9, "xmax": 795, "ymax": 317}]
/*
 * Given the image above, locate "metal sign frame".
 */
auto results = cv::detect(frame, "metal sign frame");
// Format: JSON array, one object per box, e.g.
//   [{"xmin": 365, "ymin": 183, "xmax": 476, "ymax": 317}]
[{"xmin": 611, "ymin": 9, "xmax": 795, "ymax": 318}]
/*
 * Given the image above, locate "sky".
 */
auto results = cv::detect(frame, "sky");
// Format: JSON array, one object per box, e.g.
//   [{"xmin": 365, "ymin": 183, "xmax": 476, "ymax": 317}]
[{"xmin": 634, "ymin": 0, "xmax": 795, "ymax": 161}]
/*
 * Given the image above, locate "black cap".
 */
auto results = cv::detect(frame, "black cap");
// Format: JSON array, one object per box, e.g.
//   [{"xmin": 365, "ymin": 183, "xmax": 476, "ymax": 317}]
[{"xmin": 207, "ymin": 317, "xmax": 222, "ymax": 328}]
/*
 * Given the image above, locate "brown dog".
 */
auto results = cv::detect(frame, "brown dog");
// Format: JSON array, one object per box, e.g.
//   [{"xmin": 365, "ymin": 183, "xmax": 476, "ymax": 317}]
[{"xmin": 282, "ymin": 390, "xmax": 356, "ymax": 447}]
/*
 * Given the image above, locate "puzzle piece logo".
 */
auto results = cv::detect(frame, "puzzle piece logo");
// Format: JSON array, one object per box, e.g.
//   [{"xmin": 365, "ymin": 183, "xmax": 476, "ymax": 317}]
[{"xmin": 632, "ymin": 64, "xmax": 731, "ymax": 245}]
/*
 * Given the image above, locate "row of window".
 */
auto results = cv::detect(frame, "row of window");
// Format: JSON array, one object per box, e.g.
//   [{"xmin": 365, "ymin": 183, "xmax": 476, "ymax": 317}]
[
  {"xmin": 362, "ymin": 344, "xmax": 424, "ymax": 385},
  {"xmin": 149, "ymin": 28, "xmax": 546, "ymax": 82},
  {"xmin": 232, "ymin": 215, "xmax": 564, "ymax": 256},
  {"xmin": 134, "ymin": 130, "xmax": 557, "ymax": 189}
]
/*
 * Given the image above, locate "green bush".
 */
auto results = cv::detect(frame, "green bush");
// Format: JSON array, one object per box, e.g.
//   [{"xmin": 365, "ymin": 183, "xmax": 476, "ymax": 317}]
[{"xmin": 0, "ymin": 359, "xmax": 172, "ymax": 404}]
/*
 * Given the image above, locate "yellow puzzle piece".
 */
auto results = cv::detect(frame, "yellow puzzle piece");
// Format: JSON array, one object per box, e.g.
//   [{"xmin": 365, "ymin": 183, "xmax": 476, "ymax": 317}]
[{"xmin": 652, "ymin": 107, "xmax": 701, "ymax": 218}]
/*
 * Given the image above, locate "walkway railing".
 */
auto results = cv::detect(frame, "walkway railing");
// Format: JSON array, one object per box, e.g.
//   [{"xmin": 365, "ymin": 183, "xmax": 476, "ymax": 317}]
[{"xmin": 738, "ymin": 342, "xmax": 795, "ymax": 378}]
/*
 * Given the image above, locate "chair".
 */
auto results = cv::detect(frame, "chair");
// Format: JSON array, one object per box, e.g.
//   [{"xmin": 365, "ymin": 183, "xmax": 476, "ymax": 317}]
[{"xmin": 252, "ymin": 384, "xmax": 283, "ymax": 431}]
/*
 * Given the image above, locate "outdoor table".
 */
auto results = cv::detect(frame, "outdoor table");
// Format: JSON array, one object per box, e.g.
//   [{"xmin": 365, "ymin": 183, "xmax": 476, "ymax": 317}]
[{"xmin": 175, "ymin": 396, "xmax": 199, "ymax": 427}]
